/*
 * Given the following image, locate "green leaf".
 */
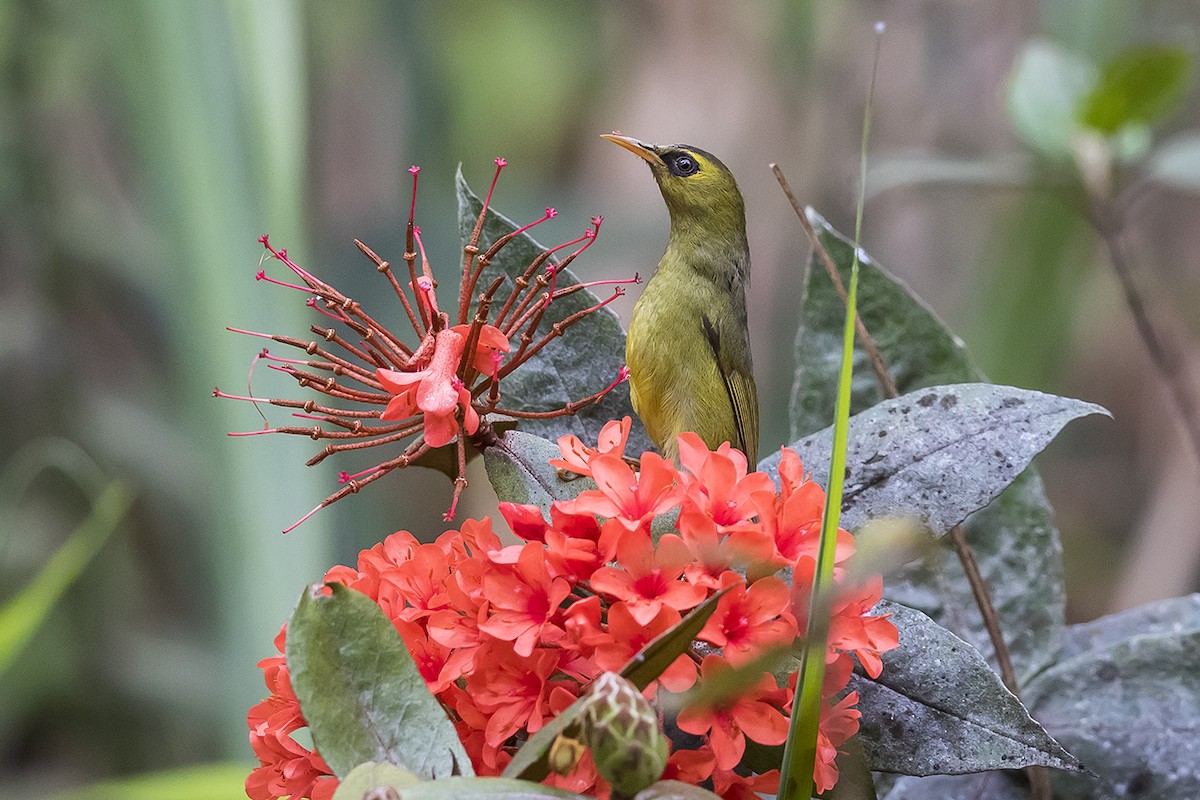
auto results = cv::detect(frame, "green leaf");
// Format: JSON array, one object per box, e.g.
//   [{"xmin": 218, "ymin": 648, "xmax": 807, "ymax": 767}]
[
  {"xmin": 286, "ymin": 582, "xmax": 473, "ymax": 780},
  {"xmin": 763, "ymin": 383, "xmax": 1106, "ymax": 543},
  {"xmin": 787, "ymin": 211, "xmax": 1077, "ymax": 680},
  {"xmin": 503, "ymin": 590, "xmax": 727, "ymax": 783},
  {"xmin": 483, "ymin": 429, "xmax": 595, "ymax": 513},
  {"xmin": 853, "ymin": 601, "xmax": 1082, "ymax": 776},
  {"xmin": 390, "ymin": 776, "xmax": 592, "ymax": 799},
  {"xmin": 332, "ymin": 762, "xmax": 421, "ymax": 800},
  {"xmin": 1149, "ymin": 131, "xmax": 1200, "ymax": 193},
  {"xmin": 0, "ymin": 481, "xmax": 132, "ymax": 676},
  {"xmin": 1023, "ymin": 596, "xmax": 1200, "ymax": 799},
  {"xmin": 456, "ymin": 170, "xmax": 652, "ymax": 454},
  {"xmin": 1080, "ymin": 45, "xmax": 1192, "ymax": 135},
  {"xmin": 1006, "ymin": 40, "xmax": 1097, "ymax": 159}
]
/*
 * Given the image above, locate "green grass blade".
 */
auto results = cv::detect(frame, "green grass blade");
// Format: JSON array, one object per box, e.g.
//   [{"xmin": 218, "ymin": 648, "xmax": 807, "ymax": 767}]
[
  {"xmin": 0, "ymin": 481, "xmax": 133, "ymax": 676},
  {"xmin": 777, "ymin": 23, "xmax": 883, "ymax": 800}
]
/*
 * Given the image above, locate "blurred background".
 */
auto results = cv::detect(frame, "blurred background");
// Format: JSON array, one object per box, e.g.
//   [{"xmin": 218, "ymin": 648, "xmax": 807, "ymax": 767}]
[{"xmin": 3, "ymin": 0, "xmax": 1199, "ymax": 796}]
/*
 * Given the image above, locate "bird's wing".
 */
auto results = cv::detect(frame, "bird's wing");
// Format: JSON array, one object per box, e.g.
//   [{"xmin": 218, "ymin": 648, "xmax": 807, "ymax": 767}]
[{"xmin": 701, "ymin": 314, "xmax": 759, "ymax": 464}]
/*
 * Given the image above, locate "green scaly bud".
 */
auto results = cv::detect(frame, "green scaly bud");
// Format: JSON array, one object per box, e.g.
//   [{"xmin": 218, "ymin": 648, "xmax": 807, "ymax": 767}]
[{"xmin": 580, "ymin": 672, "xmax": 669, "ymax": 799}]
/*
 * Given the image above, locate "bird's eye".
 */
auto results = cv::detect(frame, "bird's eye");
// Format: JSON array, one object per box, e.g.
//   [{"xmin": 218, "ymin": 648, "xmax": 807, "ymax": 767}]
[{"xmin": 671, "ymin": 154, "xmax": 699, "ymax": 176}]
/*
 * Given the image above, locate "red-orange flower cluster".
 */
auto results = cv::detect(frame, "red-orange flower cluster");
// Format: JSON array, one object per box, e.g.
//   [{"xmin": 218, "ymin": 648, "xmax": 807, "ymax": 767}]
[{"xmin": 246, "ymin": 420, "xmax": 898, "ymax": 799}]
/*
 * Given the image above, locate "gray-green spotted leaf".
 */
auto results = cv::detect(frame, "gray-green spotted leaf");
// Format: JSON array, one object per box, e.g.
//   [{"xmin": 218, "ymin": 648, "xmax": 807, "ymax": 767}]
[
  {"xmin": 854, "ymin": 601, "xmax": 1082, "ymax": 776},
  {"xmin": 1058, "ymin": 593, "xmax": 1200, "ymax": 659},
  {"xmin": 789, "ymin": 211, "xmax": 982, "ymax": 441},
  {"xmin": 482, "ymin": 429, "xmax": 596, "ymax": 513},
  {"xmin": 762, "ymin": 383, "xmax": 1106, "ymax": 542},
  {"xmin": 457, "ymin": 170, "xmax": 651, "ymax": 454},
  {"xmin": 286, "ymin": 583, "xmax": 472, "ymax": 780},
  {"xmin": 881, "ymin": 772, "xmax": 1026, "ymax": 800},
  {"xmin": 1022, "ymin": 596, "xmax": 1200, "ymax": 799}
]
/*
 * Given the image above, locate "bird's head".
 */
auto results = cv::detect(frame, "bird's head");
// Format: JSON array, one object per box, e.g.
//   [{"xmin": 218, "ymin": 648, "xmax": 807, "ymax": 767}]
[{"xmin": 601, "ymin": 134, "xmax": 746, "ymax": 243}]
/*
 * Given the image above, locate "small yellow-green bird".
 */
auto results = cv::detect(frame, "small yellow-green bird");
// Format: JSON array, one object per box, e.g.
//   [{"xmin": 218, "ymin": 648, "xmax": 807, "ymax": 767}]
[{"xmin": 602, "ymin": 134, "xmax": 758, "ymax": 465}]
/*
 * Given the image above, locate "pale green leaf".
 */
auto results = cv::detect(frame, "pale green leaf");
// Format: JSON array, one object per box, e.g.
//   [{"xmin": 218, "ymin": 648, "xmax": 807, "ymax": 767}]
[
  {"xmin": 286, "ymin": 583, "xmax": 472, "ymax": 779},
  {"xmin": 1007, "ymin": 40, "xmax": 1097, "ymax": 159}
]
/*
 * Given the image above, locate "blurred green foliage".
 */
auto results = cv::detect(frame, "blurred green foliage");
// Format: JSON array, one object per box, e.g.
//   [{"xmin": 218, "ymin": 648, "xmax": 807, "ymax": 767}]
[{"xmin": 2, "ymin": 1, "xmax": 1198, "ymax": 797}]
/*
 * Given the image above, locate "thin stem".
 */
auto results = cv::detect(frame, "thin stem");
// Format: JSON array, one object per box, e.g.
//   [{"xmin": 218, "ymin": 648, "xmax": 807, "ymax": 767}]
[
  {"xmin": 1092, "ymin": 200, "xmax": 1200, "ymax": 468},
  {"xmin": 771, "ymin": 165, "xmax": 896, "ymax": 398}
]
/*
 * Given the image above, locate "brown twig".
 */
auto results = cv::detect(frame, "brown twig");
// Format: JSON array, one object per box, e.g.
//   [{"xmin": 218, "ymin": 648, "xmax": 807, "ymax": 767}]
[
  {"xmin": 771, "ymin": 164, "xmax": 897, "ymax": 398},
  {"xmin": 1091, "ymin": 200, "xmax": 1200, "ymax": 468},
  {"xmin": 772, "ymin": 164, "xmax": 1045, "ymax": 797}
]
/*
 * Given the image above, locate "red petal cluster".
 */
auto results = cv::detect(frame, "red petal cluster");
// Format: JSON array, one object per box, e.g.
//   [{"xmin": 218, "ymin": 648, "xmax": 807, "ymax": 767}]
[{"xmin": 246, "ymin": 419, "xmax": 898, "ymax": 798}]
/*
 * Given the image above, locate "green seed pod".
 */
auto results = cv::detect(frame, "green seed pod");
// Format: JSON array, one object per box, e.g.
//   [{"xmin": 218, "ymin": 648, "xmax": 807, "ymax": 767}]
[
  {"xmin": 580, "ymin": 672, "xmax": 669, "ymax": 798},
  {"xmin": 547, "ymin": 733, "xmax": 586, "ymax": 776}
]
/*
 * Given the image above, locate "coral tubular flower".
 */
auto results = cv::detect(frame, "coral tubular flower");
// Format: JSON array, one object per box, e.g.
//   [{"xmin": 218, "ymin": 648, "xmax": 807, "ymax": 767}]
[
  {"xmin": 246, "ymin": 432, "xmax": 899, "ymax": 800},
  {"xmin": 217, "ymin": 162, "xmax": 634, "ymax": 530},
  {"xmin": 675, "ymin": 657, "xmax": 791, "ymax": 771},
  {"xmin": 550, "ymin": 416, "xmax": 631, "ymax": 477}
]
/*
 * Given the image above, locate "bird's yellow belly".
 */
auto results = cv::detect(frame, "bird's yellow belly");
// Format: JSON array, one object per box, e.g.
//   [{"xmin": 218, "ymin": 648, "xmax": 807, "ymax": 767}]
[{"xmin": 626, "ymin": 284, "xmax": 735, "ymax": 461}]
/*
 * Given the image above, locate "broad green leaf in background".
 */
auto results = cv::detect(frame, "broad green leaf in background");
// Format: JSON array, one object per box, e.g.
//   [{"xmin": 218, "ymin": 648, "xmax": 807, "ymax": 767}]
[
  {"xmin": 788, "ymin": 211, "xmax": 1080, "ymax": 681},
  {"xmin": 286, "ymin": 583, "xmax": 472, "ymax": 780},
  {"xmin": 457, "ymin": 171, "xmax": 652, "ymax": 454},
  {"xmin": 1080, "ymin": 45, "xmax": 1192, "ymax": 135},
  {"xmin": 1006, "ymin": 40, "xmax": 1097, "ymax": 160},
  {"xmin": 1023, "ymin": 595, "xmax": 1200, "ymax": 800},
  {"xmin": 850, "ymin": 602, "xmax": 1080, "ymax": 776},
  {"xmin": 110, "ymin": 1, "xmax": 332, "ymax": 748}
]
